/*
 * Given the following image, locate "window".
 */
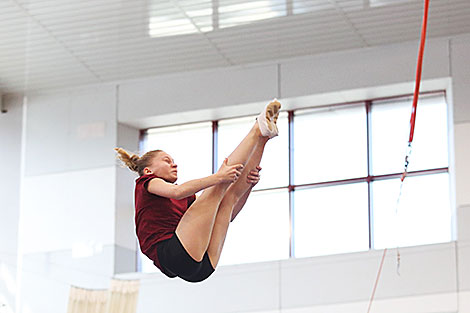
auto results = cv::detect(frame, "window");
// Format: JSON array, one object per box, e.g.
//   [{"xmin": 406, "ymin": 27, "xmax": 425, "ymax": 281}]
[
  {"xmin": 217, "ymin": 114, "xmax": 290, "ymax": 265},
  {"xmin": 139, "ymin": 92, "xmax": 451, "ymax": 270},
  {"xmin": 217, "ymin": 113, "xmax": 289, "ymax": 190},
  {"xmin": 294, "ymin": 182, "xmax": 370, "ymax": 258},
  {"xmin": 218, "ymin": 189, "xmax": 290, "ymax": 265},
  {"xmin": 370, "ymin": 94, "xmax": 450, "ymax": 248},
  {"xmin": 140, "ymin": 122, "xmax": 212, "ymax": 273},
  {"xmin": 293, "ymin": 104, "xmax": 367, "ymax": 184},
  {"xmin": 144, "ymin": 122, "xmax": 213, "ymax": 186},
  {"xmin": 372, "ymin": 173, "xmax": 452, "ymax": 249},
  {"xmin": 371, "ymin": 95, "xmax": 449, "ymax": 175}
]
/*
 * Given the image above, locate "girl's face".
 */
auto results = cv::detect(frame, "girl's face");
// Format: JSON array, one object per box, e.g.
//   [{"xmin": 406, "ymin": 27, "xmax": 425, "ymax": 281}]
[{"xmin": 144, "ymin": 151, "xmax": 178, "ymax": 183}]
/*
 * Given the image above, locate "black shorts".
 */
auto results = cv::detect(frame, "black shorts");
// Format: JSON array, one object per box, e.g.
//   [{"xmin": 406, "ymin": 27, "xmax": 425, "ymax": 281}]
[{"xmin": 156, "ymin": 233, "xmax": 215, "ymax": 283}]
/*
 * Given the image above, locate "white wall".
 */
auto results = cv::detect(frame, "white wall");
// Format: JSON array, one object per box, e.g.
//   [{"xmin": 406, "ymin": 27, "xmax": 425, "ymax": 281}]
[
  {"xmin": 117, "ymin": 38, "xmax": 451, "ymax": 128},
  {"xmin": 0, "ymin": 95, "xmax": 23, "ymax": 313},
  {"xmin": 118, "ymin": 64, "xmax": 279, "ymax": 128},
  {"xmin": 3, "ymin": 85, "xmax": 140, "ymax": 313},
  {"xmin": 114, "ymin": 123, "xmax": 140, "ymax": 274},
  {"xmin": 0, "ymin": 33, "xmax": 469, "ymax": 313},
  {"xmin": 116, "ymin": 242, "xmax": 459, "ymax": 313},
  {"xmin": 450, "ymin": 34, "xmax": 470, "ymax": 313}
]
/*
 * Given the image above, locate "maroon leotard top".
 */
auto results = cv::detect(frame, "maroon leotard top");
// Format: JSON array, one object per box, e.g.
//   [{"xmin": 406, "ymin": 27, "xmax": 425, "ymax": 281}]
[{"xmin": 134, "ymin": 174, "xmax": 196, "ymax": 270}]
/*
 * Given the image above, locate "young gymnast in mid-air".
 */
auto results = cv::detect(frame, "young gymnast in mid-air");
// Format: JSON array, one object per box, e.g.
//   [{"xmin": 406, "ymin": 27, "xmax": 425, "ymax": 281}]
[{"xmin": 115, "ymin": 99, "xmax": 281, "ymax": 283}]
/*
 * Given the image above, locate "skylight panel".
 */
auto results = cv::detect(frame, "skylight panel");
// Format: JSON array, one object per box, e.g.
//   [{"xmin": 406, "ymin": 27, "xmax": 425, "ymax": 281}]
[
  {"xmin": 147, "ymin": 0, "xmax": 335, "ymax": 38},
  {"xmin": 366, "ymin": 0, "xmax": 413, "ymax": 8},
  {"xmin": 148, "ymin": 1, "xmax": 213, "ymax": 38},
  {"xmin": 218, "ymin": 0, "xmax": 286, "ymax": 29}
]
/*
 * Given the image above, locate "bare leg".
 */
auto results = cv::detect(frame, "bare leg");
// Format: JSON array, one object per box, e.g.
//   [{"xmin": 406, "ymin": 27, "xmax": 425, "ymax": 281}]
[
  {"xmin": 175, "ymin": 123, "xmax": 266, "ymax": 262},
  {"xmin": 207, "ymin": 137, "xmax": 268, "ymax": 268}
]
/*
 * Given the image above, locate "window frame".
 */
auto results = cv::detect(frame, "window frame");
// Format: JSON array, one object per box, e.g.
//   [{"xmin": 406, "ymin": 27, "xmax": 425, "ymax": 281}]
[{"xmin": 138, "ymin": 90, "xmax": 450, "ymax": 270}]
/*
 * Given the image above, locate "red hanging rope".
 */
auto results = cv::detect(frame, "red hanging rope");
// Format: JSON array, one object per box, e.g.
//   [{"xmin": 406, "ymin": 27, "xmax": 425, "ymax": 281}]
[
  {"xmin": 367, "ymin": 1, "xmax": 430, "ymax": 312},
  {"xmin": 402, "ymin": 0, "xmax": 430, "ymax": 183},
  {"xmin": 408, "ymin": 0, "xmax": 430, "ymax": 144}
]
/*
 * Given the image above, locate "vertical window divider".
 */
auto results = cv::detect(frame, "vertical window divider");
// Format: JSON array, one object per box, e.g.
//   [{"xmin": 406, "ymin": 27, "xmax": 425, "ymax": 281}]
[
  {"xmin": 137, "ymin": 129, "xmax": 147, "ymax": 272},
  {"xmin": 288, "ymin": 110, "xmax": 295, "ymax": 258},
  {"xmin": 138, "ymin": 129, "xmax": 146, "ymax": 153},
  {"xmin": 366, "ymin": 100, "xmax": 374, "ymax": 250},
  {"xmin": 212, "ymin": 121, "xmax": 218, "ymax": 174}
]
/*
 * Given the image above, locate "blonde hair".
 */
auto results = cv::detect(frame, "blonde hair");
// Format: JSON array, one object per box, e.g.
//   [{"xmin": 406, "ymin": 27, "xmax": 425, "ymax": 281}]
[{"xmin": 114, "ymin": 148, "xmax": 162, "ymax": 176}]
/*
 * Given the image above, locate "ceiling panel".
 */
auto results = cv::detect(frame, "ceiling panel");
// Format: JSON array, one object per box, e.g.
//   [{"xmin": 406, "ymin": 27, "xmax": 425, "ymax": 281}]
[{"xmin": 0, "ymin": 0, "xmax": 469, "ymax": 93}]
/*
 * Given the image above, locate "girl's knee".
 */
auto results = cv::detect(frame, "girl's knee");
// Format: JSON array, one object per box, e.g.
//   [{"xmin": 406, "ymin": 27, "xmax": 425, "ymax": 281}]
[{"xmin": 180, "ymin": 253, "xmax": 215, "ymax": 283}]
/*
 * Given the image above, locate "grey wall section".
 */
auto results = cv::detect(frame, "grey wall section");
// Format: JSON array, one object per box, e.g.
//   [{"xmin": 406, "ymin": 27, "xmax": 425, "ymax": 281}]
[
  {"xmin": 451, "ymin": 35, "xmax": 470, "ymax": 309},
  {"xmin": 25, "ymin": 85, "xmax": 117, "ymax": 176},
  {"xmin": 19, "ymin": 245, "xmax": 116, "ymax": 313},
  {"xmin": 118, "ymin": 64, "xmax": 279, "ymax": 128},
  {"xmin": 125, "ymin": 242, "xmax": 458, "ymax": 313},
  {"xmin": 114, "ymin": 123, "xmax": 140, "ymax": 274},
  {"xmin": 280, "ymin": 39, "xmax": 450, "ymax": 98},
  {"xmin": 15, "ymin": 85, "xmax": 119, "ymax": 313},
  {"xmin": 451, "ymin": 36, "xmax": 470, "ymax": 124},
  {"xmin": 117, "ymin": 38, "xmax": 451, "ymax": 127},
  {"xmin": 281, "ymin": 243, "xmax": 457, "ymax": 308},
  {"xmin": 0, "ymin": 95, "xmax": 23, "ymax": 313}
]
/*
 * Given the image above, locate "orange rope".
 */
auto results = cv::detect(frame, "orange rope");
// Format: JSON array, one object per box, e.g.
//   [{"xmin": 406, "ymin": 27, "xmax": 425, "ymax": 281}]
[{"xmin": 366, "ymin": 248, "xmax": 388, "ymax": 313}]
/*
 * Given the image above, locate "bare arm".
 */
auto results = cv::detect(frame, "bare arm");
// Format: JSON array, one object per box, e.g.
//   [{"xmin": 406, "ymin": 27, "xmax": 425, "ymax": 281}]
[
  {"xmin": 148, "ymin": 158, "xmax": 244, "ymax": 200},
  {"xmin": 147, "ymin": 175, "xmax": 220, "ymax": 200}
]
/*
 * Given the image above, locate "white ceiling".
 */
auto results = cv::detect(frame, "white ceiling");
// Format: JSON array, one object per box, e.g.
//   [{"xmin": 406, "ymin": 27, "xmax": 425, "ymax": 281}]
[{"xmin": 1, "ymin": 0, "xmax": 469, "ymax": 94}]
